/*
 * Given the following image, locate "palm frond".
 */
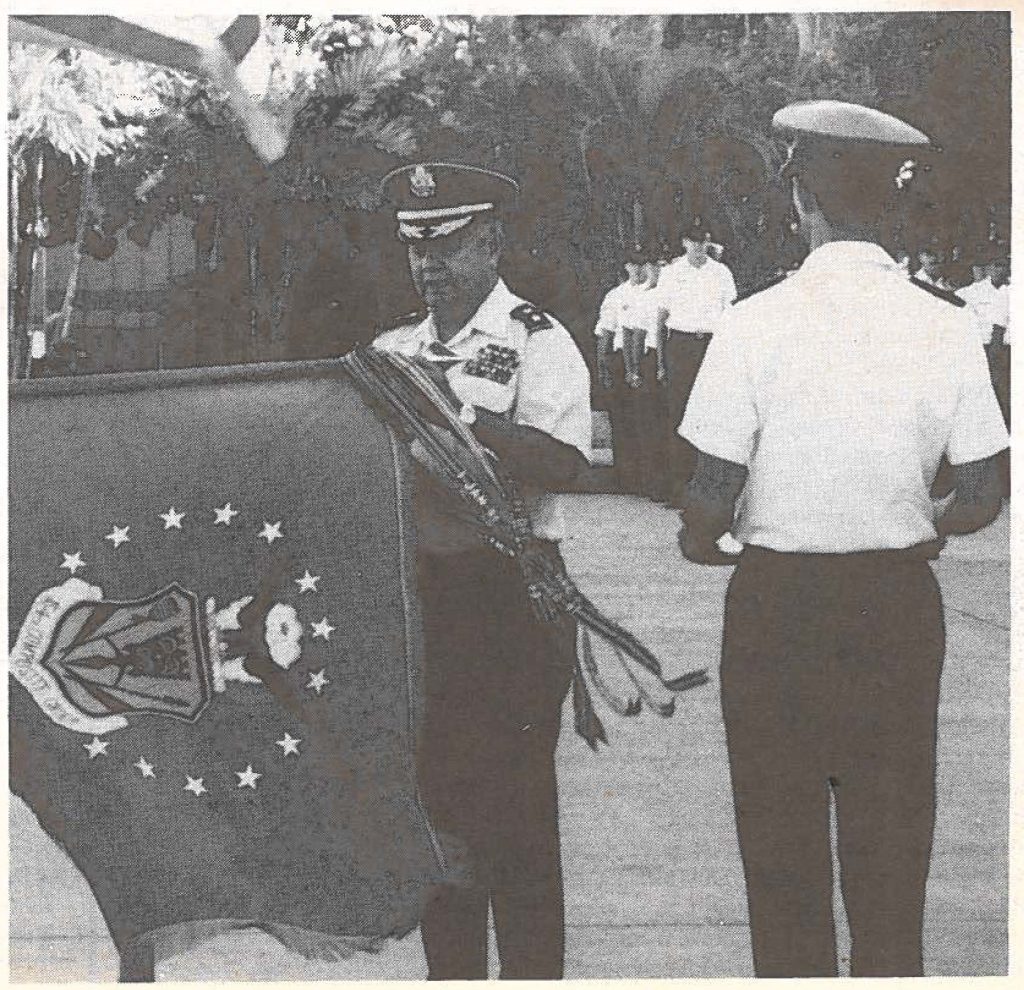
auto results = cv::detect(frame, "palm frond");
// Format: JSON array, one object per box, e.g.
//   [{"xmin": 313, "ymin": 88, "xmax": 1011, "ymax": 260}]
[{"xmin": 355, "ymin": 115, "xmax": 417, "ymax": 157}]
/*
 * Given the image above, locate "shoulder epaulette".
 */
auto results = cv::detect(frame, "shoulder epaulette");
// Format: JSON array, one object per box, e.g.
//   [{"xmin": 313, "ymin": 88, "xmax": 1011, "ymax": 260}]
[
  {"xmin": 731, "ymin": 271, "xmax": 787, "ymax": 305},
  {"xmin": 378, "ymin": 309, "xmax": 427, "ymax": 333},
  {"xmin": 909, "ymin": 277, "xmax": 966, "ymax": 307},
  {"xmin": 510, "ymin": 302, "xmax": 553, "ymax": 334}
]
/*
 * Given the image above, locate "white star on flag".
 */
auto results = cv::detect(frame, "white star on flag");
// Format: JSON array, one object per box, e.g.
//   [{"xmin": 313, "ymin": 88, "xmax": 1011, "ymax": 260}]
[
  {"xmin": 258, "ymin": 521, "xmax": 284, "ymax": 544},
  {"xmin": 276, "ymin": 733, "xmax": 302, "ymax": 756},
  {"xmin": 134, "ymin": 757, "xmax": 156, "ymax": 778},
  {"xmin": 61, "ymin": 552, "xmax": 86, "ymax": 575},
  {"xmin": 214, "ymin": 502, "xmax": 239, "ymax": 525},
  {"xmin": 184, "ymin": 776, "xmax": 207, "ymax": 796},
  {"xmin": 84, "ymin": 737, "xmax": 108, "ymax": 759},
  {"xmin": 236, "ymin": 765, "xmax": 262, "ymax": 789},
  {"xmin": 295, "ymin": 570, "xmax": 320, "ymax": 593},
  {"xmin": 104, "ymin": 525, "xmax": 131, "ymax": 548},
  {"xmin": 160, "ymin": 507, "xmax": 185, "ymax": 529},
  {"xmin": 307, "ymin": 669, "xmax": 329, "ymax": 694},
  {"xmin": 311, "ymin": 618, "xmax": 335, "ymax": 640}
]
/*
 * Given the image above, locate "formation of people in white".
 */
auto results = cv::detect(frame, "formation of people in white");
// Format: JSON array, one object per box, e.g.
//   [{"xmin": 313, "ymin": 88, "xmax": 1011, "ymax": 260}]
[
  {"xmin": 595, "ymin": 244, "xmax": 736, "ymax": 365},
  {"xmin": 594, "ymin": 226, "xmax": 1011, "ymax": 506},
  {"xmin": 599, "ymin": 240, "xmax": 1010, "ymax": 357},
  {"xmin": 941, "ymin": 257, "xmax": 1010, "ymax": 345}
]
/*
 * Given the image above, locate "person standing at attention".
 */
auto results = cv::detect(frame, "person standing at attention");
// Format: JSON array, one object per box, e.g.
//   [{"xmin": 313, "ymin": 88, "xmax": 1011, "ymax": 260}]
[
  {"xmin": 655, "ymin": 216, "xmax": 736, "ymax": 506},
  {"xmin": 676, "ymin": 101, "xmax": 1008, "ymax": 978},
  {"xmin": 374, "ymin": 161, "xmax": 592, "ymax": 980}
]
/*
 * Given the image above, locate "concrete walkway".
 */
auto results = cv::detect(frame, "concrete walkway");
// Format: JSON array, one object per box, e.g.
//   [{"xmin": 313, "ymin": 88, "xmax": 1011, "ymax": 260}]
[{"xmin": 9, "ymin": 497, "xmax": 1009, "ymax": 980}]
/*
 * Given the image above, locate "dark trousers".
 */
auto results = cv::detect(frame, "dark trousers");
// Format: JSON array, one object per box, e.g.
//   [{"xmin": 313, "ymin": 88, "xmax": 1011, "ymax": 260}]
[
  {"xmin": 663, "ymin": 333, "xmax": 710, "ymax": 504},
  {"xmin": 720, "ymin": 547, "xmax": 945, "ymax": 977},
  {"xmin": 609, "ymin": 352, "xmax": 667, "ymax": 499},
  {"xmin": 416, "ymin": 549, "xmax": 574, "ymax": 979}
]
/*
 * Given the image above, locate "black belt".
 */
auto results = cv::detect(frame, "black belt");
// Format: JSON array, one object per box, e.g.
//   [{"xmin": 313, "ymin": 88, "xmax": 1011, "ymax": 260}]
[{"xmin": 742, "ymin": 541, "xmax": 943, "ymax": 565}]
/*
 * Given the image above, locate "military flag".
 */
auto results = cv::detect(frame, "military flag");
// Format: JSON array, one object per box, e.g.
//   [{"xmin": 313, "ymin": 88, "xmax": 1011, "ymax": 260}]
[{"xmin": 8, "ymin": 361, "xmax": 451, "ymax": 960}]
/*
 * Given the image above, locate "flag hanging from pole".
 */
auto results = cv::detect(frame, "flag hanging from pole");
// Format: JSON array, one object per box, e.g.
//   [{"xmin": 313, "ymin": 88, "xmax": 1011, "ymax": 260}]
[{"xmin": 9, "ymin": 14, "xmax": 289, "ymax": 163}]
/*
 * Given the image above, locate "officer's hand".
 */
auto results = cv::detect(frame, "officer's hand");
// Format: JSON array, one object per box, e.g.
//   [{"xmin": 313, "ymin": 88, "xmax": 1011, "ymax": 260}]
[
  {"xmin": 677, "ymin": 520, "xmax": 740, "ymax": 566},
  {"xmin": 626, "ymin": 372, "xmax": 643, "ymax": 390}
]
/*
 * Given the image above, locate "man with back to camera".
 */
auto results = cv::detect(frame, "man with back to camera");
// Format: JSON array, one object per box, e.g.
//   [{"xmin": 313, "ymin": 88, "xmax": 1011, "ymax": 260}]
[
  {"xmin": 373, "ymin": 161, "xmax": 592, "ymax": 980},
  {"xmin": 675, "ymin": 101, "xmax": 1008, "ymax": 977}
]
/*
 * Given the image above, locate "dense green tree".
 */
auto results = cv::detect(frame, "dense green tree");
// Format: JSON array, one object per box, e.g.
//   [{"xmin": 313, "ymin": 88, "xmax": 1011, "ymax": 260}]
[{"xmin": 7, "ymin": 13, "xmax": 1011, "ymax": 376}]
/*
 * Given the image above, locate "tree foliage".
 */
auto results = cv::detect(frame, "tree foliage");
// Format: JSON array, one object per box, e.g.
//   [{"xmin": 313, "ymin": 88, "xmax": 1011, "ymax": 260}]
[{"xmin": 7, "ymin": 12, "xmax": 1011, "ymax": 375}]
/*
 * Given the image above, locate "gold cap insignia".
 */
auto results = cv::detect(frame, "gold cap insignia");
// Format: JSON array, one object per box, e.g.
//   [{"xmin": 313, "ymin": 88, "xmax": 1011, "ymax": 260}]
[{"xmin": 410, "ymin": 165, "xmax": 436, "ymax": 198}]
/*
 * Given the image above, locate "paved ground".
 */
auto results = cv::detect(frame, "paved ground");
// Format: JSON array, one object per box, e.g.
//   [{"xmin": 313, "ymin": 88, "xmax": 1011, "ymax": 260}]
[{"xmin": 9, "ymin": 496, "xmax": 1009, "ymax": 980}]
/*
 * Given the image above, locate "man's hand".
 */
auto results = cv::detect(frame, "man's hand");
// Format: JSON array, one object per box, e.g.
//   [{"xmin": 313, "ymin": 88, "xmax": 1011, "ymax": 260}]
[
  {"xmin": 677, "ymin": 518, "xmax": 741, "ymax": 566},
  {"xmin": 472, "ymin": 410, "xmax": 589, "ymax": 490},
  {"xmin": 935, "ymin": 454, "xmax": 1004, "ymax": 538},
  {"xmin": 676, "ymin": 451, "xmax": 748, "ymax": 566}
]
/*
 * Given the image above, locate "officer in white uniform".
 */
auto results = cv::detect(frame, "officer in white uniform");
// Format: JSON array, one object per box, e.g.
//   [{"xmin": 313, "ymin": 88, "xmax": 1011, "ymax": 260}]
[
  {"xmin": 913, "ymin": 239, "xmax": 953, "ymax": 291},
  {"xmin": 374, "ymin": 161, "xmax": 591, "ymax": 980},
  {"xmin": 959, "ymin": 246, "xmax": 1010, "ymax": 346},
  {"xmin": 655, "ymin": 217, "xmax": 737, "ymax": 505},
  {"xmin": 677, "ymin": 102, "xmax": 1008, "ymax": 978},
  {"xmin": 594, "ymin": 251, "xmax": 665, "ymax": 496},
  {"xmin": 959, "ymin": 246, "xmax": 1012, "ymax": 489}
]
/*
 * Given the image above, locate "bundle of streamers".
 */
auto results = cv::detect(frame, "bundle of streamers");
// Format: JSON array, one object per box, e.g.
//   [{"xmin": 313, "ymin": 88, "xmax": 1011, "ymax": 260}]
[{"xmin": 341, "ymin": 346, "xmax": 709, "ymax": 748}]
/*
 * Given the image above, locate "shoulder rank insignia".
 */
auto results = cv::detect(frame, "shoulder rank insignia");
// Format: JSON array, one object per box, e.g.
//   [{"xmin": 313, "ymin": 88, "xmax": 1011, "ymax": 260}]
[
  {"xmin": 510, "ymin": 302, "xmax": 553, "ymax": 334},
  {"xmin": 731, "ymin": 270, "xmax": 787, "ymax": 305},
  {"xmin": 910, "ymin": 276, "xmax": 966, "ymax": 308}
]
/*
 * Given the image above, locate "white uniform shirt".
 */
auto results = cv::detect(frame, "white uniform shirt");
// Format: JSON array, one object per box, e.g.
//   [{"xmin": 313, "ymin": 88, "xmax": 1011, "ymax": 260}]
[
  {"xmin": 594, "ymin": 281, "xmax": 661, "ymax": 351},
  {"xmin": 679, "ymin": 241, "xmax": 1009, "ymax": 553},
  {"xmin": 374, "ymin": 278, "xmax": 592, "ymax": 540},
  {"xmin": 657, "ymin": 256, "xmax": 737, "ymax": 335},
  {"xmin": 958, "ymin": 278, "xmax": 1008, "ymax": 345}
]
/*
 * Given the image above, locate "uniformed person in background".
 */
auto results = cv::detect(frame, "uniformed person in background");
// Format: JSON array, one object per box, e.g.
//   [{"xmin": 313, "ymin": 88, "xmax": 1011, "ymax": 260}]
[
  {"xmin": 594, "ymin": 250, "xmax": 666, "ymax": 498},
  {"xmin": 914, "ymin": 236, "xmax": 954, "ymax": 291},
  {"xmin": 676, "ymin": 102, "xmax": 1008, "ymax": 977},
  {"xmin": 655, "ymin": 216, "xmax": 737, "ymax": 506},
  {"xmin": 374, "ymin": 162, "xmax": 592, "ymax": 980},
  {"xmin": 959, "ymin": 244, "xmax": 1012, "ymax": 495},
  {"xmin": 959, "ymin": 243, "xmax": 1010, "ymax": 347}
]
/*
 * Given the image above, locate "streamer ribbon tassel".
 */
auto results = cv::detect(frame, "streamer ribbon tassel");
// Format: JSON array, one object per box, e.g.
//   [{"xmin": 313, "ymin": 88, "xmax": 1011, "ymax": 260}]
[{"xmin": 340, "ymin": 347, "xmax": 709, "ymax": 746}]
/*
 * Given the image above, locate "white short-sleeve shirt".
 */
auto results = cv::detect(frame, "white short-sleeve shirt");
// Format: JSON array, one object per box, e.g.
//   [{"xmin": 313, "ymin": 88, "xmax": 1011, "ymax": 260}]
[
  {"xmin": 594, "ymin": 281, "xmax": 662, "ymax": 351},
  {"xmin": 679, "ymin": 241, "xmax": 1009, "ymax": 553},
  {"xmin": 958, "ymin": 278, "xmax": 1009, "ymax": 345},
  {"xmin": 374, "ymin": 278, "xmax": 592, "ymax": 540},
  {"xmin": 657, "ymin": 256, "xmax": 737, "ymax": 335}
]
